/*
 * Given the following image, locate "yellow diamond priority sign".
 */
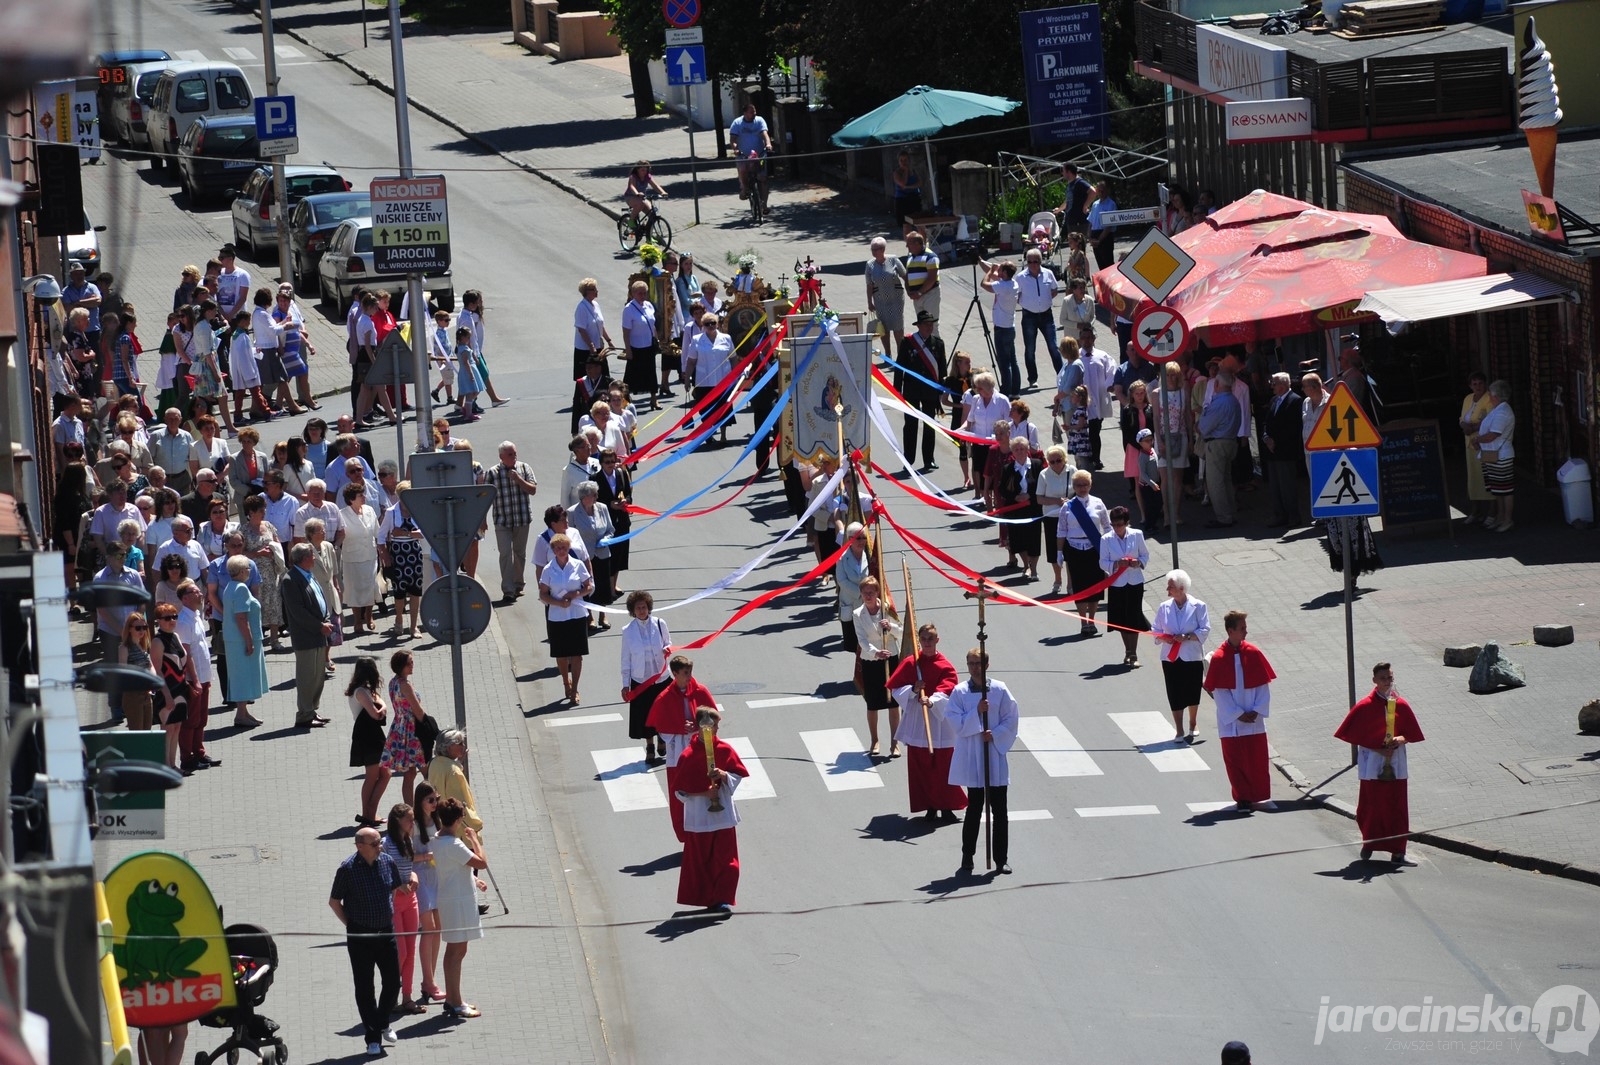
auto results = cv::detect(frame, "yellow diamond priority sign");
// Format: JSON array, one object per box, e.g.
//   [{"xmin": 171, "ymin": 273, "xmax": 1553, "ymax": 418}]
[
  {"xmin": 1305, "ymin": 381, "xmax": 1383, "ymax": 450},
  {"xmin": 1121, "ymin": 228, "xmax": 1196, "ymax": 305}
]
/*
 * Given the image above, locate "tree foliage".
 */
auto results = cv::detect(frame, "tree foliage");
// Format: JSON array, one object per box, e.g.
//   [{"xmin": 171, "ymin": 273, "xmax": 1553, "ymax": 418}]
[{"xmin": 801, "ymin": 0, "xmax": 1160, "ymax": 146}]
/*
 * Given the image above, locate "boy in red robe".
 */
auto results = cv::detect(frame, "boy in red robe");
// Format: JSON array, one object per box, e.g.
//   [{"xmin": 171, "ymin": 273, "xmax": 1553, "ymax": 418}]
[
  {"xmin": 1334, "ymin": 661, "xmax": 1425, "ymax": 863},
  {"xmin": 675, "ymin": 707, "xmax": 748, "ymax": 912},
  {"xmin": 888, "ymin": 623, "xmax": 967, "ymax": 822},
  {"xmin": 646, "ymin": 655, "xmax": 716, "ymax": 842},
  {"xmin": 1201, "ymin": 610, "xmax": 1277, "ymax": 811}
]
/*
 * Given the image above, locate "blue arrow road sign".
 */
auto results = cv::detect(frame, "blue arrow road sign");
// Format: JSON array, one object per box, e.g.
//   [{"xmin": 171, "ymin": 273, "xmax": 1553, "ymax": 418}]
[
  {"xmin": 1310, "ymin": 447, "xmax": 1381, "ymax": 519},
  {"xmin": 665, "ymin": 45, "xmax": 706, "ymax": 86},
  {"xmin": 254, "ymin": 95, "xmax": 296, "ymax": 139}
]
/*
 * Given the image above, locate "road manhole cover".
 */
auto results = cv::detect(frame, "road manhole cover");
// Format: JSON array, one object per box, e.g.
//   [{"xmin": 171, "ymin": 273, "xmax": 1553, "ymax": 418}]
[
  {"xmin": 1502, "ymin": 758, "xmax": 1600, "ymax": 783},
  {"xmin": 1216, "ymin": 549, "xmax": 1281, "ymax": 566},
  {"xmin": 184, "ymin": 846, "xmax": 274, "ymax": 867},
  {"xmin": 710, "ymin": 682, "xmax": 764, "ymax": 696}
]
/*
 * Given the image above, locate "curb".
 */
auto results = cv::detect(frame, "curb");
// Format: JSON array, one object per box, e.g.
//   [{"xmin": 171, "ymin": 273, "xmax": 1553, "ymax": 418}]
[{"xmin": 1269, "ymin": 752, "xmax": 1600, "ymax": 888}]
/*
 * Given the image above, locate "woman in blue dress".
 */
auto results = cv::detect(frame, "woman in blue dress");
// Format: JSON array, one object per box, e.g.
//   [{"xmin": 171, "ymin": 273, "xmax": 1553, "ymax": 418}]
[{"xmin": 221, "ymin": 555, "xmax": 269, "ymax": 724}]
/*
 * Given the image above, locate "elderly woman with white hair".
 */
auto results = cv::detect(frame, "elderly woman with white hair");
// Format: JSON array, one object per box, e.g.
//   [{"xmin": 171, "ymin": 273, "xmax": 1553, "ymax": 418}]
[
  {"xmin": 539, "ymin": 533, "xmax": 594, "ymax": 705},
  {"xmin": 1057, "ymin": 468, "xmax": 1111, "ymax": 635},
  {"xmin": 1150, "ymin": 569, "xmax": 1210, "ymax": 743},
  {"xmin": 865, "ymin": 237, "xmax": 908, "ymax": 359},
  {"xmin": 1471, "ymin": 379, "xmax": 1516, "ymax": 533},
  {"xmin": 578, "ymin": 400, "xmax": 631, "ymax": 460},
  {"xmin": 567, "ymin": 482, "xmax": 616, "ymax": 627}
]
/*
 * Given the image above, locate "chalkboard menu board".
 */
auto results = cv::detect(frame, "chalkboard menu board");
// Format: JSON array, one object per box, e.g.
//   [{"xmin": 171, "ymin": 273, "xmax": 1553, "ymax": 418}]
[{"xmin": 1378, "ymin": 418, "xmax": 1453, "ymax": 535}]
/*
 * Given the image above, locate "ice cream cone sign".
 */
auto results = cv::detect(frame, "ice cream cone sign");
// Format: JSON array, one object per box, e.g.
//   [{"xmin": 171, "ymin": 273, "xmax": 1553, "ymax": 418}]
[{"xmin": 1518, "ymin": 17, "xmax": 1563, "ymax": 199}]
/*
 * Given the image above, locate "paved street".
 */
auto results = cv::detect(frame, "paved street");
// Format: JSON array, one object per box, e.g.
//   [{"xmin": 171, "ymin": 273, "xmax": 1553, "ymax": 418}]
[{"xmin": 75, "ymin": 1, "xmax": 1600, "ymax": 1063}]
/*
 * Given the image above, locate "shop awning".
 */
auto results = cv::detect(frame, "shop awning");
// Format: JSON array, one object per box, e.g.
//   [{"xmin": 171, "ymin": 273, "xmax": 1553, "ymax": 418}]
[{"xmin": 1354, "ymin": 272, "xmax": 1577, "ymax": 331}]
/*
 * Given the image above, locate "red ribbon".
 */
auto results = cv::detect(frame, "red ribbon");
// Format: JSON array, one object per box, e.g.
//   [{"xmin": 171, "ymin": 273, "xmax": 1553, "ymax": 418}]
[
  {"xmin": 678, "ymin": 538, "xmax": 854, "ymax": 651},
  {"xmin": 626, "ymin": 472, "xmax": 759, "ymax": 518},
  {"xmin": 628, "ymin": 322, "xmax": 787, "ymax": 464}
]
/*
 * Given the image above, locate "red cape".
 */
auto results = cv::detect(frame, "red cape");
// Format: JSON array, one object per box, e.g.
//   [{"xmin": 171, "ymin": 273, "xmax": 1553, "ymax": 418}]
[
  {"xmin": 646, "ymin": 678, "xmax": 715, "ymax": 736},
  {"xmin": 1335, "ymin": 689, "xmax": 1424, "ymax": 748},
  {"xmin": 1202, "ymin": 639, "xmax": 1277, "ymax": 693},
  {"xmin": 676, "ymin": 733, "xmax": 749, "ymax": 791},
  {"xmin": 887, "ymin": 652, "xmax": 958, "ymax": 699}
]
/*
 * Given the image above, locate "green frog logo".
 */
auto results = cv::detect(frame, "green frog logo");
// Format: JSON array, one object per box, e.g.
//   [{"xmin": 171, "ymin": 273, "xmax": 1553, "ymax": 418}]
[{"xmin": 113, "ymin": 879, "xmax": 208, "ymax": 987}]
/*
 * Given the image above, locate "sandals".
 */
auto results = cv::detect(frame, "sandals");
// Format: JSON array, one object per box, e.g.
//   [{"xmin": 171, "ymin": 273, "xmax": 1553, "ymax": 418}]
[
  {"xmin": 443, "ymin": 1003, "xmax": 481, "ymax": 1019},
  {"xmin": 422, "ymin": 987, "xmax": 446, "ymax": 1003},
  {"xmin": 398, "ymin": 999, "xmax": 427, "ymax": 1015}
]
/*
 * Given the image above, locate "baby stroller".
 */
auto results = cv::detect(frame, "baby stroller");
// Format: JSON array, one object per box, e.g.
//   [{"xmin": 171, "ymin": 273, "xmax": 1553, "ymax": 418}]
[{"xmin": 194, "ymin": 923, "xmax": 288, "ymax": 1065}]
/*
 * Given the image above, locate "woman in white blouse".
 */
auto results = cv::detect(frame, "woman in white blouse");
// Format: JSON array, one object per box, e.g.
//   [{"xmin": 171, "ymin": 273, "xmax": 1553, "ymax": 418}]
[
  {"xmin": 958, "ymin": 372, "xmax": 1010, "ymax": 504},
  {"xmin": 1098, "ymin": 506, "xmax": 1150, "ymax": 668},
  {"xmin": 619, "ymin": 590, "xmax": 673, "ymax": 765},
  {"xmin": 338, "ymin": 482, "xmax": 381, "ymax": 634},
  {"xmin": 1150, "ymin": 569, "xmax": 1210, "ymax": 743},
  {"xmin": 539, "ymin": 534, "xmax": 594, "ymax": 705},
  {"xmin": 1056, "ymin": 469, "xmax": 1111, "ymax": 636},
  {"xmin": 1037, "ymin": 446, "xmax": 1076, "ymax": 594},
  {"xmin": 853, "ymin": 576, "xmax": 903, "ymax": 758},
  {"xmin": 572, "ymin": 277, "xmax": 612, "ymax": 380},
  {"xmin": 1471, "ymin": 380, "xmax": 1516, "ymax": 533}
]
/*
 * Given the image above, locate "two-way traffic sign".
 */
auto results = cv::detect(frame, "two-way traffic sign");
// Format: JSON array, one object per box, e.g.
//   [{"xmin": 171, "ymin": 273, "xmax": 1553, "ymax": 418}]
[
  {"xmin": 1305, "ymin": 381, "xmax": 1382, "ymax": 450},
  {"xmin": 1310, "ymin": 447, "xmax": 1381, "ymax": 519},
  {"xmin": 666, "ymin": 45, "xmax": 706, "ymax": 85}
]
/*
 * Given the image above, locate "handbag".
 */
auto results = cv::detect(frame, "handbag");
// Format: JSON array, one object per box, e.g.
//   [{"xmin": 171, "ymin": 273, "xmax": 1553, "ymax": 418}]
[{"xmin": 416, "ymin": 713, "xmax": 441, "ymax": 762}]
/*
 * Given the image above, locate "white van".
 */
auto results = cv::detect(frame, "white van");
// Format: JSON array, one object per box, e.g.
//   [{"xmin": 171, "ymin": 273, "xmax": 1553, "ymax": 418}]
[{"xmin": 146, "ymin": 61, "xmax": 254, "ymax": 173}]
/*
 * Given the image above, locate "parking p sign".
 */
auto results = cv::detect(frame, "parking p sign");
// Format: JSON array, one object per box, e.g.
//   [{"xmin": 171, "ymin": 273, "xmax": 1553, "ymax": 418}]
[{"xmin": 254, "ymin": 94, "xmax": 298, "ymax": 156}]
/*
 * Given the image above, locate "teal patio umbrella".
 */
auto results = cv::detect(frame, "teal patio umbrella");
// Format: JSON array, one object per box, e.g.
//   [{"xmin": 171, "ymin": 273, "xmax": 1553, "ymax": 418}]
[{"xmin": 831, "ymin": 85, "xmax": 1021, "ymax": 207}]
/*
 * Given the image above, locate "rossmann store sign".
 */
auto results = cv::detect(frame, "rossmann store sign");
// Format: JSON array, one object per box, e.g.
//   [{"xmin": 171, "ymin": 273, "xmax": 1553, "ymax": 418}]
[{"xmin": 1225, "ymin": 98, "xmax": 1315, "ymax": 143}]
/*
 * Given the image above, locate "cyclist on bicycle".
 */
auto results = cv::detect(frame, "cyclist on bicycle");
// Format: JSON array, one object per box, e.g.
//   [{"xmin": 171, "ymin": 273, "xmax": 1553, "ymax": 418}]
[
  {"xmin": 729, "ymin": 103, "xmax": 773, "ymax": 201},
  {"xmin": 624, "ymin": 160, "xmax": 667, "ymax": 222}
]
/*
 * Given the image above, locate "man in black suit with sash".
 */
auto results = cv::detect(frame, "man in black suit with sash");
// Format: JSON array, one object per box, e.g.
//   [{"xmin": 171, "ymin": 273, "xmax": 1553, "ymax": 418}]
[{"xmin": 895, "ymin": 310, "xmax": 948, "ymax": 473}]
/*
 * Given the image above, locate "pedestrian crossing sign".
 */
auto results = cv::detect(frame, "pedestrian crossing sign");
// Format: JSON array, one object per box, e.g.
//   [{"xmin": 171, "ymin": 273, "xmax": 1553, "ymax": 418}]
[{"xmin": 1310, "ymin": 447, "xmax": 1381, "ymax": 519}]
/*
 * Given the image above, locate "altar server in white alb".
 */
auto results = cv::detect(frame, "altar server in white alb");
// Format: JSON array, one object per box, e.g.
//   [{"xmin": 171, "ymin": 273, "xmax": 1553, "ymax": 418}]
[
  {"xmin": 937, "ymin": 647, "xmax": 1020, "ymax": 876},
  {"xmin": 1201, "ymin": 610, "xmax": 1278, "ymax": 812}
]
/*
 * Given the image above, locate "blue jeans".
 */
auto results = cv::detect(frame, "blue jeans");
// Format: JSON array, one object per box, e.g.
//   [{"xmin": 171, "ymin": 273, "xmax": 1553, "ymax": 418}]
[
  {"xmin": 1020, "ymin": 311, "xmax": 1058, "ymax": 384},
  {"xmin": 992, "ymin": 327, "xmax": 1020, "ymax": 397}
]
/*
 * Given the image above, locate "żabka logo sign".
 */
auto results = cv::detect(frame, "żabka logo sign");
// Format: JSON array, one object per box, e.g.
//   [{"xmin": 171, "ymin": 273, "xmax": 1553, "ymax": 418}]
[{"xmin": 1313, "ymin": 986, "xmax": 1599, "ymax": 1054}]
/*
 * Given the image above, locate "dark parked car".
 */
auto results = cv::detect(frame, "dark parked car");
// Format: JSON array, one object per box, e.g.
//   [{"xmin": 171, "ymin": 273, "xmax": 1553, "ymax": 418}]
[
  {"xmin": 230, "ymin": 165, "xmax": 352, "ymax": 258},
  {"xmin": 286, "ymin": 191, "xmax": 371, "ymax": 291},
  {"xmin": 176, "ymin": 114, "xmax": 259, "ymax": 207}
]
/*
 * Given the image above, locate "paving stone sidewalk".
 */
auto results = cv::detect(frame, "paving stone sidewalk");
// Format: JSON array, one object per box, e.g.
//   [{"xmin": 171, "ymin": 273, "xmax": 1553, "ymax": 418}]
[{"xmin": 81, "ymin": 610, "xmax": 608, "ymax": 1063}]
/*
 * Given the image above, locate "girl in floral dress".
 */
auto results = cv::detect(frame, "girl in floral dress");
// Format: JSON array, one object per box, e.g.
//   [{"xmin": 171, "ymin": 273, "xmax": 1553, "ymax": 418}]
[{"xmin": 382, "ymin": 649, "xmax": 430, "ymax": 804}]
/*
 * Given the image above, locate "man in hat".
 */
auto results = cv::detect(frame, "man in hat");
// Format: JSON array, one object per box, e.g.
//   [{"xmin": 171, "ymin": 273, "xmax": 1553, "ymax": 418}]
[
  {"xmin": 895, "ymin": 311, "xmax": 948, "ymax": 473},
  {"xmin": 1335, "ymin": 662, "xmax": 1424, "ymax": 863},
  {"xmin": 1202, "ymin": 611, "xmax": 1278, "ymax": 812},
  {"xmin": 62, "ymin": 264, "xmax": 104, "ymax": 350}
]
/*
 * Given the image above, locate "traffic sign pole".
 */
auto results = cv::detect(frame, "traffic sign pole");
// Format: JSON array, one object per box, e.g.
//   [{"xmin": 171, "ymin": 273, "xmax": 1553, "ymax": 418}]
[
  {"xmin": 384, "ymin": 0, "xmax": 435, "ymax": 459},
  {"xmin": 258, "ymin": 0, "xmax": 293, "ymax": 281}
]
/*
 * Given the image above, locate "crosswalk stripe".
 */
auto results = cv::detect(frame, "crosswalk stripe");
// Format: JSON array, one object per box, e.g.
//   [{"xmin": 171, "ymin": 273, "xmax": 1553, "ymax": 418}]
[
  {"xmin": 1108, "ymin": 712, "xmax": 1211, "ymax": 773},
  {"xmin": 1016, "ymin": 716, "xmax": 1103, "ymax": 777},
  {"xmin": 745, "ymin": 695, "xmax": 825, "ymax": 709},
  {"xmin": 544, "ymin": 713, "xmax": 622, "ymax": 727},
  {"xmin": 591, "ymin": 748, "xmax": 666, "ymax": 811},
  {"xmin": 223, "ymin": 47, "xmax": 256, "ymax": 61},
  {"xmin": 1187, "ymin": 801, "xmax": 1235, "ymax": 813},
  {"xmin": 798, "ymin": 728, "xmax": 883, "ymax": 791},
  {"xmin": 173, "ymin": 50, "xmax": 207, "ymax": 63},
  {"xmin": 1009, "ymin": 809, "xmax": 1054, "ymax": 821},
  {"xmin": 722, "ymin": 737, "xmax": 776, "ymax": 800},
  {"xmin": 274, "ymin": 45, "xmax": 306, "ymax": 59},
  {"xmin": 1075, "ymin": 805, "xmax": 1161, "ymax": 817}
]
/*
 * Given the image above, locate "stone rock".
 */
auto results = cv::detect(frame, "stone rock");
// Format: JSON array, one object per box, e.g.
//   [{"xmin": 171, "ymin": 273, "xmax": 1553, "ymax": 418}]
[
  {"xmin": 1443, "ymin": 645, "xmax": 1482, "ymax": 667},
  {"xmin": 1534, "ymin": 624, "xmax": 1575, "ymax": 647},
  {"xmin": 1469, "ymin": 640, "xmax": 1527, "ymax": 694},
  {"xmin": 1580, "ymin": 700, "xmax": 1600, "ymax": 736}
]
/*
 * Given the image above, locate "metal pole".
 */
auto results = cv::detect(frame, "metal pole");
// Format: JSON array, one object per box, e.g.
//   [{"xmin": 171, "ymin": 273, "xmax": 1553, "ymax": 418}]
[
  {"xmin": 386, "ymin": 0, "xmax": 433, "ymax": 453},
  {"xmin": 260, "ymin": 0, "xmax": 292, "ymax": 281},
  {"xmin": 1342, "ymin": 517, "xmax": 1357, "ymax": 765},
  {"xmin": 2, "ymin": 151, "xmax": 44, "ymax": 538},
  {"xmin": 1158, "ymin": 372, "xmax": 1179, "ymax": 569},
  {"xmin": 686, "ymin": 86, "xmax": 700, "ymax": 225},
  {"xmin": 444, "ymin": 498, "xmax": 467, "ymax": 737},
  {"xmin": 361, "ymin": 0, "xmax": 368, "ymax": 47}
]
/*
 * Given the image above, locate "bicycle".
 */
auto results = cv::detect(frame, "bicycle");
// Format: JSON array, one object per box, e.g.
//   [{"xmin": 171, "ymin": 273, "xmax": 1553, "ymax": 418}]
[
  {"xmin": 743, "ymin": 150, "xmax": 770, "ymax": 225},
  {"xmin": 617, "ymin": 203, "xmax": 673, "ymax": 253}
]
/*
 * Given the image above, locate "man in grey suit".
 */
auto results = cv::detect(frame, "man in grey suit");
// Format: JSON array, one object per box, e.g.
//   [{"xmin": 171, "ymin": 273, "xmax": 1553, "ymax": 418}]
[{"xmin": 280, "ymin": 542, "xmax": 333, "ymax": 728}]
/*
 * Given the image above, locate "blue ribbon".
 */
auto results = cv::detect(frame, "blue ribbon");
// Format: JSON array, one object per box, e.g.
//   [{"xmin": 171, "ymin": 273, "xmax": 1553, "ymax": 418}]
[
  {"xmin": 874, "ymin": 350, "xmax": 956, "ymax": 397},
  {"xmin": 633, "ymin": 352, "xmax": 774, "ymax": 486}
]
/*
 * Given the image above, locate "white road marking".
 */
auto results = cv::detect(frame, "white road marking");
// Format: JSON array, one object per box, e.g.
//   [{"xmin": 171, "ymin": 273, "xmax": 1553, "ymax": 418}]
[
  {"xmin": 799, "ymin": 728, "xmax": 883, "ymax": 791},
  {"xmin": 1009, "ymin": 809, "xmax": 1054, "ymax": 821},
  {"xmin": 173, "ymin": 50, "xmax": 207, "ymax": 63},
  {"xmin": 1187, "ymin": 801, "xmax": 1236, "ymax": 813},
  {"xmin": 544, "ymin": 713, "xmax": 623, "ymax": 727},
  {"xmin": 723, "ymin": 737, "xmax": 775, "ymax": 800},
  {"xmin": 274, "ymin": 45, "xmax": 306, "ymax": 59},
  {"xmin": 1075, "ymin": 805, "xmax": 1161, "ymax": 818},
  {"xmin": 745, "ymin": 695, "xmax": 826, "ymax": 709},
  {"xmin": 591, "ymin": 748, "xmax": 666, "ymax": 812},
  {"xmin": 223, "ymin": 47, "xmax": 256, "ymax": 61},
  {"xmin": 1108, "ymin": 711, "xmax": 1210, "ymax": 772},
  {"xmin": 1016, "ymin": 716, "xmax": 1103, "ymax": 777}
]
